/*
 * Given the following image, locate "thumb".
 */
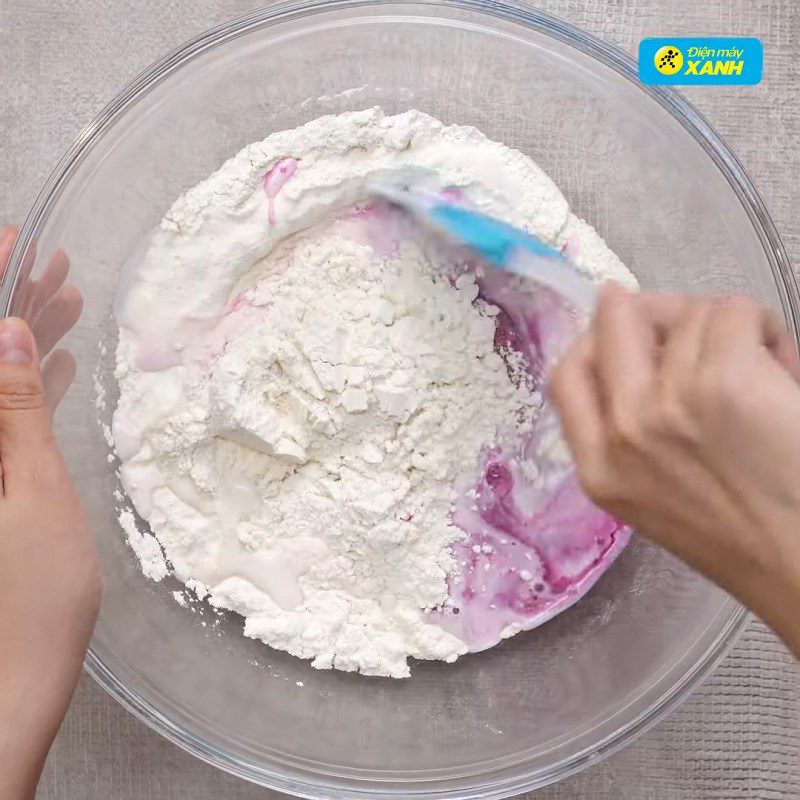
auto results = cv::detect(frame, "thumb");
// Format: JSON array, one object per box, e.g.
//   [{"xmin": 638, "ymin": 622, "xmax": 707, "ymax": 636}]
[{"xmin": 0, "ymin": 317, "xmax": 57, "ymax": 491}]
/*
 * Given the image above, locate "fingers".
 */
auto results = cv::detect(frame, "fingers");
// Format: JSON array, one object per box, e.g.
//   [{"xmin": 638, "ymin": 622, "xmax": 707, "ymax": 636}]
[
  {"xmin": 42, "ymin": 349, "xmax": 77, "ymax": 414},
  {"xmin": 31, "ymin": 285, "xmax": 83, "ymax": 357},
  {"xmin": 593, "ymin": 283, "xmax": 658, "ymax": 411},
  {"xmin": 557, "ymin": 288, "xmax": 790, "ymax": 424},
  {"xmin": 24, "ymin": 249, "xmax": 70, "ymax": 322},
  {"xmin": 552, "ymin": 288, "xmax": 689, "ymax": 461},
  {"xmin": 0, "ymin": 228, "xmax": 80, "ymax": 355},
  {"xmin": 0, "ymin": 318, "xmax": 60, "ymax": 496}
]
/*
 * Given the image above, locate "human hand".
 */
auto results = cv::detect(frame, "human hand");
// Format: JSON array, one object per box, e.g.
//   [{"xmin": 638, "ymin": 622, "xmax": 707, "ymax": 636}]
[
  {"xmin": 551, "ymin": 284, "xmax": 800, "ymax": 657},
  {"xmin": 0, "ymin": 228, "xmax": 98, "ymax": 800}
]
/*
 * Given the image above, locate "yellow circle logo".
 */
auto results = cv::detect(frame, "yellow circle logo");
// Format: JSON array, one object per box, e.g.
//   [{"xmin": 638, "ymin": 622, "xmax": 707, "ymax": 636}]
[{"xmin": 654, "ymin": 45, "xmax": 684, "ymax": 75}]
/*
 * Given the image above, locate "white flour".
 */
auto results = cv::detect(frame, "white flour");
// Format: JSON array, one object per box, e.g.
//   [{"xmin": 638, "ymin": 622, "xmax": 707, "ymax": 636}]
[{"xmin": 114, "ymin": 109, "xmax": 634, "ymax": 678}]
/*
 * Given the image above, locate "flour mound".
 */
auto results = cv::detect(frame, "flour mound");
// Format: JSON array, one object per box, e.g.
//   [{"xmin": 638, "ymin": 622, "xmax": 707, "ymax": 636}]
[{"xmin": 114, "ymin": 109, "xmax": 634, "ymax": 678}]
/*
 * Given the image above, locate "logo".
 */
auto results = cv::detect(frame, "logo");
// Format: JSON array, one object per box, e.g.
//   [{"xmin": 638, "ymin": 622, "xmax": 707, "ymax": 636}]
[
  {"xmin": 654, "ymin": 45, "xmax": 683, "ymax": 75},
  {"xmin": 639, "ymin": 37, "xmax": 763, "ymax": 85}
]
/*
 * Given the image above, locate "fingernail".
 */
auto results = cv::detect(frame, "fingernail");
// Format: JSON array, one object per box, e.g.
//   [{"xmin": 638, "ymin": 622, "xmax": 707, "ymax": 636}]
[{"xmin": 0, "ymin": 318, "xmax": 33, "ymax": 364}]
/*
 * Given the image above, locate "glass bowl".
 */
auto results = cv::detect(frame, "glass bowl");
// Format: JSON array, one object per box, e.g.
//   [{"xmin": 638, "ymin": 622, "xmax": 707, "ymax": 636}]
[{"xmin": 2, "ymin": 1, "xmax": 795, "ymax": 797}]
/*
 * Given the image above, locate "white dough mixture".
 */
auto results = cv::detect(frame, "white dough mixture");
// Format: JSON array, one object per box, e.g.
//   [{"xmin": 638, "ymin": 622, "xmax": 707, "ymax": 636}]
[{"xmin": 113, "ymin": 109, "xmax": 635, "ymax": 678}]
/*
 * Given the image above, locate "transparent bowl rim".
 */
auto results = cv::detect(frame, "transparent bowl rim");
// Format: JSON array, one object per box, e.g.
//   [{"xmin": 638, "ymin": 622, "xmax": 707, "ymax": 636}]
[{"xmin": 2, "ymin": 1, "xmax": 793, "ymax": 797}]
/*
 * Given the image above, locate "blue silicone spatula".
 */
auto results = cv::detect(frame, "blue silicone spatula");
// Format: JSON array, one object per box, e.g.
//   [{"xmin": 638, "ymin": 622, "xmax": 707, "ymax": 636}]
[{"xmin": 369, "ymin": 173, "xmax": 597, "ymax": 314}]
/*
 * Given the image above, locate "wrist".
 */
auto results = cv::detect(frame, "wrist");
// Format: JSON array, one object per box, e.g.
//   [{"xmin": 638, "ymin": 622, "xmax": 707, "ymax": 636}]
[
  {"xmin": 0, "ymin": 642, "xmax": 86, "ymax": 799},
  {"xmin": 731, "ymin": 513, "xmax": 800, "ymax": 657},
  {"xmin": 0, "ymin": 683, "xmax": 58, "ymax": 800},
  {"xmin": 762, "ymin": 537, "xmax": 800, "ymax": 657}
]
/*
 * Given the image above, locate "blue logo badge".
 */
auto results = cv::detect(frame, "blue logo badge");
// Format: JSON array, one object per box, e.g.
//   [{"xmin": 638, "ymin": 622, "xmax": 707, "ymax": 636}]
[{"xmin": 639, "ymin": 37, "xmax": 763, "ymax": 85}]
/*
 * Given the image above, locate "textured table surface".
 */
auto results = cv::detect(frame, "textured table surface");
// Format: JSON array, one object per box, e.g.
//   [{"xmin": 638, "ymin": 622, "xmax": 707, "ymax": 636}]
[{"xmin": 1, "ymin": 1, "xmax": 799, "ymax": 798}]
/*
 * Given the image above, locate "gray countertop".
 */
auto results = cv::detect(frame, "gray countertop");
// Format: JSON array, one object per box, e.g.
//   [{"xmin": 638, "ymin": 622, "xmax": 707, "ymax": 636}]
[{"xmin": 2, "ymin": 0, "xmax": 799, "ymax": 797}]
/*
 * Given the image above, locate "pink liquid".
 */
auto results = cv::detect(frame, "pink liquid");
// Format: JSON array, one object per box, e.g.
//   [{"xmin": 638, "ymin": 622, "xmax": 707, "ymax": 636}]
[
  {"xmin": 445, "ymin": 447, "xmax": 629, "ymax": 651},
  {"xmin": 560, "ymin": 232, "xmax": 582, "ymax": 262},
  {"xmin": 262, "ymin": 157, "xmax": 298, "ymax": 225}
]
